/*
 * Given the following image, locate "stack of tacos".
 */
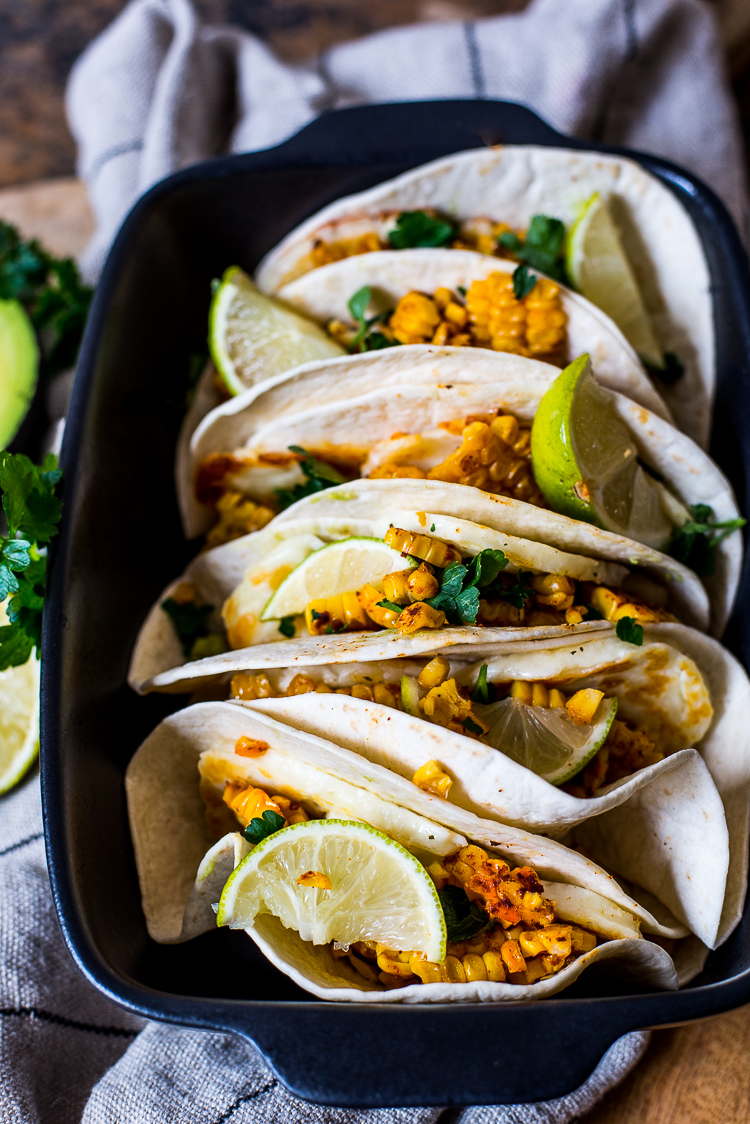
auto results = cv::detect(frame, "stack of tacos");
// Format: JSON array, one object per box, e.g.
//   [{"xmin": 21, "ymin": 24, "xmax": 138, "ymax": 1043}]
[{"xmin": 125, "ymin": 144, "xmax": 748, "ymax": 1003}]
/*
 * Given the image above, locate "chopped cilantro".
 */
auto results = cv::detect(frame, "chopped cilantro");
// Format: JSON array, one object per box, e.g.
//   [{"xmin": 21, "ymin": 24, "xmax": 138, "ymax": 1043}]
[
  {"xmin": 427, "ymin": 549, "xmax": 509, "ymax": 625},
  {"xmin": 311, "ymin": 609, "xmax": 322, "ymax": 621},
  {"xmin": 584, "ymin": 604, "xmax": 604, "ymax": 620},
  {"xmin": 430, "ymin": 523, "xmax": 436, "ymax": 533},
  {"xmin": 161, "ymin": 597, "xmax": 213, "ymax": 658},
  {"xmin": 438, "ymin": 884, "xmax": 491, "ymax": 942},
  {"xmin": 512, "ymin": 264, "xmax": 537, "ymax": 300},
  {"xmin": 471, "ymin": 663, "xmax": 496, "ymax": 705},
  {"xmin": 346, "ymin": 286, "xmax": 398, "ymax": 353},
  {"xmin": 363, "ymin": 331, "xmax": 398, "ymax": 351},
  {"xmin": 275, "ymin": 445, "xmax": 347, "ymax": 509},
  {"xmin": 669, "ymin": 504, "xmax": 746, "ymax": 578},
  {"xmin": 278, "ymin": 615, "xmax": 296, "ymax": 638},
  {"xmin": 500, "ymin": 215, "xmax": 568, "ymax": 283},
  {"xmin": 646, "ymin": 352, "xmax": 685, "ymax": 386},
  {"xmin": 501, "ymin": 571, "xmax": 534, "ymax": 611},
  {"xmin": 616, "ymin": 617, "xmax": 644, "ymax": 646},
  {"xmin": 0, "ymin": 452, "xmax": 63, "ymax": 670},
  {"xmin": 389, "ymin": 211, "xmax": 456, "ymax": 249},
  {"xmin": 456, "ymin": 286, "xmax": 467, "ymax": 298},
  {"xmin": 244, "ymin": 809, "xmax": 287, "ymax": 846},
  {"xmin": 0, "ymin": 219, "xmax": 92, "ymax": 378},
  {"xmin": 377, "ymin": 599, "xmax": 404, "ymax": 614},
  {"xmin": 462, "ymin": 716, "xmax": 486, "ymax": 736}
]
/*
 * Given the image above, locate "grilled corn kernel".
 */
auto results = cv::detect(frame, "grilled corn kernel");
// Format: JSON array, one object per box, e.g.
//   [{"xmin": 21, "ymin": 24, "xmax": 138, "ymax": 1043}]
[
  {"xmin": 490, "ymin": 414, "xmax": 520, "ymax": 445},
  {"xmin": 433, "ymin": 287, "xmax": 454, "ymax": 309},
  {"xmin": 531, "ymin": 682, "xmax": 549, "ymax": 708},
  {"xmin": 500, "ymin": 940, "xmax": 527, "ymax": 974},
  {"xmin": 531, "ymin": 573, "xmax": 576, "ymax": 609},
  {"xmin": 351, "ymin": 683, "xmax": 375, "ymax": 702},
  {"xmin": 382, "ymin": 570, "xmax": 411, "ymax": 604},
  {"xmin": 519, "ymin": 931, "xmax": 547, "ymax": 958},
  {"xmin": 412, "ymin": 759, "xmax": 453, "ymax": 799},
  {"xmin": 443, "ymin": 955, "xmax": 467, "ymax": 983},
  {"xmin": 464, "ymin": 272, "xmax": 566, "ymax": 362},
  {"xmin": 230, "ymin": 672, "xmax": 278, "ymax": 700},
  {"xmin": 315, "ymin": 682, "xmax": 333, "ymax": 693},
  {"xmin": 588, "ymin": 584, "xmax": 668, "ymax": 624},
  {"xmin": 226, "ymin": 613, "xmax": 257, "ymax": 649},
  {"xmin": 373, "ymin": 682, "xmax": 400, "ymax": 707},
  {"xmin": 462, "ymin": 954, "xmax": 488, "ymax": 982},
  {"xmin": 305, "ymin": 592, "xmax": 369, "ymax": 635},
  {"xmin": 420, "ymin": 678, "xmax": 476, "ymax": 729},
  {"xmin": 410, "ymin": 957, "xmax": 443, "ymax": 984},
  {"xmin": 407, "ymin": 563, "xmax": 439, "ymax": 601},
  {"xmin": 357, "ymin": 584, "xmax": 401, "ymax": 628},
  {"xmin": 273, "ymin": 795, "xmax": 308, "ymax": 825},
  {"xmin": 539, "ymin": 924, "xmax": 573, "ymax": 959},
  {"xmin": 565, "ymin": 606, "xmax": 585, "ymax": 625},
  {"xmin": 570, "ymin": 927, "xmax": 598, "ymax": 953},
  {"xmin": 234, "ymin": 737, "xmax": 269, "ymax": 758},
  {"xmin": 384, "ymin": 526, "xmax": 462, "ymax": 568},
  {"xmin": 296, "ymin": 870, "xmax": 331, "ymax": 889},
  {"xmin": 206, "ymin": 491, "xmax": 275, "ymax": 548},
  {"xmin": 223, "ymin": 784, "xmax": 282, "ymax": 828},
  {"xmin": 418, "ymin": 655, "xmax": 451, "ymax": 689},
  {"xmin": 426, "ymin": 861, "xmax": 451, "ymax": 890},
  {"xmin": 482, "ymin": 951, "xmax": 506, "ymax": 982},
  {"xmin": 566, "ymin": 688, "xmax": 604, "ymax": 725},
  {"xmin": 524, "ymin": 956, "xmax": 548, "ymax": 984},
  {"xmin": 396, "ymin": 602, "xmax": 447, "ymax": 635},
  {"xmin": 286, "ymin": 673, "xmax": 316, "ymax": 695},
  {"xmin": 390, "ymin": 291, "xmax": 441, "ymax": 344},
  {"xmin": 548, "ymin": 688, "xmax": 567, "ymax": 708},
  {"xmin": 376, "ymin": 947, "xmax": 415, "ymax": 977},
  {"xmin": 510, "ymin": 680, "xmax": 533, "ymax": 704}
]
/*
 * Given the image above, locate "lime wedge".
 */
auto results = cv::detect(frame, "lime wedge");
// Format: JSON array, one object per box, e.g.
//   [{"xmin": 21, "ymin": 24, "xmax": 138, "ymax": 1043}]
[
  {"xmin": 217, "ymin": 818, "xmax": 447, "ymax": 961},
  {"xmin": 260, "ymin": 537, "xmax": 416, "ymax": 620},
  {"xmin": 0, "ymin": 299, "xmax": 38, "ymax": 448},
  {"xmin": 0, "ymin": 645, "xmax": 40, "ymax": 794},
  {"xmin": 209, "ymin": 266, "xmax": 344, "ymax": 396},
  {"xmin": 566, "ymin": 193, "xmax": 662, "ymax": 367},
  {"xmin": 530, "ymin": 354, "xmax": 675, "ymax": 548},
  {"xmin": 480, "ymin": 695, "xmax": 618, "ymax": 786}
]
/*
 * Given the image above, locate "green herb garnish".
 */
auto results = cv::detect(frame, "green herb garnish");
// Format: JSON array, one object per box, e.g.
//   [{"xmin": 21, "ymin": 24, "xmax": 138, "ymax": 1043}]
[
  {"xmin": 668, "ymin": 503, "xmax": 746, "ymax": 578},
  {"xmin": 471, "ymin": 663, "xmax": 496, "ymax": 705},
  {"xmin": 462, "ymin": 716, "xmax": 486, "ymax": 737},
  {"xmin": 500, "ymin": 214, "xmax": 568, "ymax": 283},
  {"xmin": 377, "ymin": 599, "xmax": 404, "ymax": 614},
  {"xmin": 427, "ymin": 548, "xmax": 509, "ymax": 625},
  {"xmin": 346, "ymin": 286, "xmax": 398, "ymax": 353},
  {"xmin": 0, "ymin": 452, "xmax": 63, "ymax": 669},
  {"xmin": 278, "ymin": 615, "xmax": 297, "ymax": 638},
  {"xmin": 0, "ymin": 219, "xmax": 93, "ymax": 378},
  {"xmin": 438, "ymin": 884, "xmax": 491, "ymax": 942},
  {"xmin": 389, "ymin": 211, "xmax": 456, "ymax": 249},
  {"xmin": 244, "ymin": 809, "xmax": 287, "ymax": 846},
  {"xmin": 161, "ymin": 597, "xmax": 213, "ymax": 658},
  {"xmin": 512, "ymin": 264, "xmax": 537, "ymax": 300},
  {"xmin": 430, "ymin": 523, "xmax": 436, "ymax": 532},
  {"xmin": 275, "ymin": 445, "xmax": 347, "ymax": 509},
  {"xmin": 615, "ymin": 617, "xmax": 644, "ymax": 646}
]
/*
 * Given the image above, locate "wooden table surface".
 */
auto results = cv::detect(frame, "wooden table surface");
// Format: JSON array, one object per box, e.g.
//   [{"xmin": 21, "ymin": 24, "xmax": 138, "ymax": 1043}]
[{"xmin": 4, "ymin": 175, "xmax": 750, "ymax": 1124}]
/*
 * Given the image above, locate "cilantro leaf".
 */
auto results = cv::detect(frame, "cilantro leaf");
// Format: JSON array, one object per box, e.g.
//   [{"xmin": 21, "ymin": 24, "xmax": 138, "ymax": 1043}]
[
  {"xmin": 348, "ymin": 286, "xmax": 371, "ymax": 325},
  {"xmin": 512, "ymin": 265, "xmax": 537, "ymax": 300},
  {"xmin": 465, "ymin": 549, "xmax": 508, "ymax": 590},
  {"xmin": 244, "ymin": 809, "xmax": 287, "ymax": 846},
  {"xmin": 346, "ymin": 287, "xmax": 398, "ymax": 353},
  {"xmin": 471, "ymin": 663, "xmax": 496, "ymax": 705},
  {"xmin": 454, "ymin": 585, "xmax": 480, "ymax": 623},
  {"xmin": 427, "ymin": 551, "xmax": 513, "ymax": 625},
  {"xmin": 0, "ymin": 452, "xmax": 62, "ymax": 543},
  {"xmin": 438, "ymin": 884, "xmax": 491, "ymax": 942},
  {"xmin": 377, "ymin": 599, "xmax": 404, "ymax": 614},
  {"xmin": 0, "ymin": 625, "xmax": 34, "ymax": 670},
  {"xmin": 500, "ymin": 571, "xmax": 534, "ymax": 611},
  {"xmin": 502, "ymin": 215, "xmax": 568, "ymax": 283},
  {"xmin": 669, "ymin": 504, "xmax": 746, "ymax": 578},
  {"xmin": 389, "ymin": 211, "xmax": 456, "ymax": 249},
  {"xmin": 278, "ymin": 615, "xmax": 297, "ymax": 638},
  {"xmin": 461, "ymin": 716, "xmax": 486, "ymax": 737},
  {"xmin": 161, "ymin": 597, "xmax": 213, "ymax": 658},
  {"xmin": 362, "ymin": 330, "xmax": 398, "ymax": 351},
  {"xmin": 616, "ymin": 617, "xmax": 644, "ymax": 646},
  {"xmin": 275, "ymin": 446, "xmax": 347, "ymax": 510}
]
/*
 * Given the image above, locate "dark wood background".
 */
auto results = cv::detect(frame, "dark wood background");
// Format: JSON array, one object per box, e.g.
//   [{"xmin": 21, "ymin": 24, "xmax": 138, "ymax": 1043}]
[{"xmin": 1, "ymin": 0, "xmax": 748, "ymax": 188}]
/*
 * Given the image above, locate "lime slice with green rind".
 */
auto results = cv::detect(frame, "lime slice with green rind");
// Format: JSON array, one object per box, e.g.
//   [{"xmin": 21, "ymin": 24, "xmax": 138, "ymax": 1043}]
[
  {"xmin": 217, "ymin": 818, "xmax": 447, "ymax": 961},
  {"xmin": 260, "ymin": 537, "xmax": 416, "ymax": 620},
  {"xmin": 566, "ymin": 193, "xmax": 662, "ymax": 367},
  {"xmin": 209, "ymin": 266, "xmax": 345, "ymax": 396},
  {"xmin": 480, "ymin": 695, "xmax": 618, "ymax": 786},
  {"xmin": 0, "ymin": 643, "xmax": 40, "ymax": 795},
  {"xmin": 0, "ymin": 298, "xmax": 38, "ymax": 449},
  {"xmin": 530, "ymin": 354, "xmax": 675, "ymax": 549}
]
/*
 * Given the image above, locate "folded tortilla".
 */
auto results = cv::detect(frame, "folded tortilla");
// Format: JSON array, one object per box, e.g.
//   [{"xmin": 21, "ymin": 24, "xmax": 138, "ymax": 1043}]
[
  {"xmin": 182, "ymin": 349, "xmax": 740, "ymax": 632},
  {"xmin": 255, "ymin": 145, "xmax": 712, "ymax": 445},
  {"xmin": 125, "ymin": 700, "xmax": 683, "ymax": 1000}
]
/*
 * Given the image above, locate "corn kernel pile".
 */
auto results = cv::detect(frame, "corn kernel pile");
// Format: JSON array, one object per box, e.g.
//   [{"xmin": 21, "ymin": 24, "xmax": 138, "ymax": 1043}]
[{"xmin": 334, "ymin": 844, "xmax": 598, "ymax": 989}]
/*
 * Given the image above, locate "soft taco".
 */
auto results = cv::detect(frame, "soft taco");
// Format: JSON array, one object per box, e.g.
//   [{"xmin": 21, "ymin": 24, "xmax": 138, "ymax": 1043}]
[
  {"xmin": 129, "ymin": 477, "xmax": 716, "ymax": 694},
  {"xmin": 126, "ymin": 700, "xmax": 689, "ymax": 1001},
  {"xmin": 183, "ymin": 350, "xmax": 742, "ymax": 629},
  {"xmin": 133, "ymin": 618, "xmax": 743, "ymax": 949},
  {"xmin": 254, "ymin": 145, "xmax": 712, "ymax": 444}
]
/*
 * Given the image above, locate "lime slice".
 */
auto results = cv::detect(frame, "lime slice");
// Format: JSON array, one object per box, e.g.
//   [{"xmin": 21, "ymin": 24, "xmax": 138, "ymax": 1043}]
[
  {"xmin": 566, "ymin": 193, "xmax": 662, "ymax": 367},
  {"xmin": 480, "ymin": 695, "xmax": 618, "ymax": 786},
  {"xmin": 0, "ymin": 647, "xmax": 40, "ymax": 794},
  {"xmin": 260, "ymin": 537, "xmax": 416, "ymax": 620},
  {"xmin": 530, "ymin": 354, "xmax": 675, "ymax": 548},
  {"xmin": 0, "ymin": 299, "xmax": 38, "ymax": 448},
  {"xmin": 217, "ymin": 818, "xmax": 447, "ymax": 960},
  {"xmin": 209, "ymin": 266, "xmax": 345, "ymax": 396}
]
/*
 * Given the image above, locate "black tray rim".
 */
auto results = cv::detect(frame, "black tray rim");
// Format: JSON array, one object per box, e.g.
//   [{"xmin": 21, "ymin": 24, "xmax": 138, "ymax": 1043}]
[{"xmin": 40, "ymin": 97, "xmax": 750, "ymax": 1107}]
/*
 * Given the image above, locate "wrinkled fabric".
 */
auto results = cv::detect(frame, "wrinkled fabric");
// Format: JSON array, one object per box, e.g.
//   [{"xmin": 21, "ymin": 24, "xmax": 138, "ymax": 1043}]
[{"xmin": 66, "ymin": 0, "xmax": 747, "ymax": 279}]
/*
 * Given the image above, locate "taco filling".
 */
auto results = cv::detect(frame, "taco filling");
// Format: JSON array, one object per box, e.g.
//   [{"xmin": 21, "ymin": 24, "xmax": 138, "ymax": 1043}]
[{"xmin": 200, "ymin": 745, "xmax": 611, "ymax": 989}]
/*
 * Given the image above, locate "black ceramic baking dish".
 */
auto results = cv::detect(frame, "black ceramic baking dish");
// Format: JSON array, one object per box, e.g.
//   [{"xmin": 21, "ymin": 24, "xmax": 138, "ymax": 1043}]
[{"xmin": 41, "ymin": 100, "xmax": 750, "ymax": 1108}]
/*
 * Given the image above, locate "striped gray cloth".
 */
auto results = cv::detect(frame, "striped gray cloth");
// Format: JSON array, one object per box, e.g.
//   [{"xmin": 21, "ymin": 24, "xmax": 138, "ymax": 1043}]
[{"xmin": 3, "ymin": 0, "xmax": 746, "ymax": 1118}]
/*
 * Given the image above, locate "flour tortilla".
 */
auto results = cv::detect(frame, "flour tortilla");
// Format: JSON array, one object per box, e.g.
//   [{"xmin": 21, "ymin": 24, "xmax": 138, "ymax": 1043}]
[
  {"xmin": 125, "ymin": 700, "xmax": 680, "ymax": 1001},
  {"xmin": 183, "ymin": 354, "xmax": 740, "ymax": 634},
  {"xmin": 130, "ymin": 477, "xmax": 711, "ymax": 693},
  {"xmin": 279, "ymin": 250, "xmax": 670, "ymax": 425},
  {"xmin": 256, "ymin": 145, "xmax": 712, "ymax": 444}
]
